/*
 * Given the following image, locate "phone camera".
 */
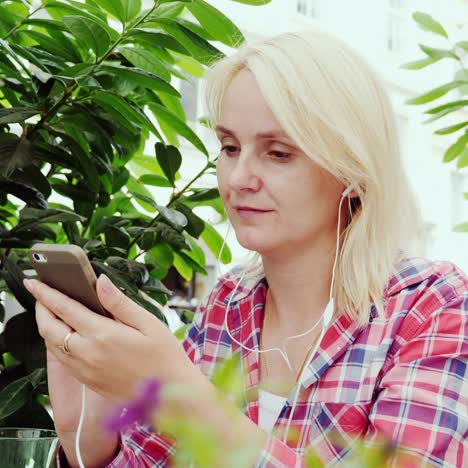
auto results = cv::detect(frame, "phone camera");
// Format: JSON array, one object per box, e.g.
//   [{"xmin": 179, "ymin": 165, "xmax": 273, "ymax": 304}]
[{"xmin": 32, "ymin": 253, "xmax": 47, "ymax": 263}]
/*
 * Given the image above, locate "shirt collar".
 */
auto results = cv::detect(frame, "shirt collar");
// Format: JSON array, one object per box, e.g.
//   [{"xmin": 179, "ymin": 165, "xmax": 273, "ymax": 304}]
[{"xmin": 220, "ymin": 256, "xmax": 439, "ymax": 305}]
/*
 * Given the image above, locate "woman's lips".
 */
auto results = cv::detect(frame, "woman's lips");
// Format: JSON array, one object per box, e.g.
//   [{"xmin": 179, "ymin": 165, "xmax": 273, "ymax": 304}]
[{"xmin": 235, "ymin": 207, "xmax": 273, "ymax": 219}]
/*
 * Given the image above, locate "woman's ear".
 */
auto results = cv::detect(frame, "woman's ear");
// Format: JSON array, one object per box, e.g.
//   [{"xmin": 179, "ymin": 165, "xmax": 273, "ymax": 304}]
[{"xmin": 341, "ymin": 184, "xmax": 360, "ymax": 199}]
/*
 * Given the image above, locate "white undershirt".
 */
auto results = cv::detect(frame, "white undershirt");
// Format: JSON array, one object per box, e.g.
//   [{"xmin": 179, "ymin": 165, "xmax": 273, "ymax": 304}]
[{"xmin": 258, "ymin": 389, "xmax": 288, "ymax": 433}]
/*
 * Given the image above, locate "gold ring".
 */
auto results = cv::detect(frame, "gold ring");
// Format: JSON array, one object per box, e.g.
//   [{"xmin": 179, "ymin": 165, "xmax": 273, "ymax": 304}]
[{"xmin": 60, "ymin": 331, "xmax": 74, "ymax": 355}]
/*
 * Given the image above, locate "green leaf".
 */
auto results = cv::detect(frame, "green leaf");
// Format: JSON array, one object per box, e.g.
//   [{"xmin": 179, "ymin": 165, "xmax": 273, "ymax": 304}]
[
  {"xmin": 405, "ymin": 81, "xmax": 467, "ymax": 105},
  {"xmin": 0, "ymin": 254, "xmax": 36, "ymax": 313},
  {"xmin": 149, "ymin": 2, "xmax": 185, "ymax": 20},
  {"xmin": 456, "ymin": 41, "xmax": 468, "ymax": 52},
  {"xmin": 150, "ymin": 103, "xmax": 208, "ymax": 155},
  {"xmin": 94, "ymin": 0, "xmax": 126, "ymax": 22},
  {"xmin": 173, "ymin": 53, "xmax": 205, "ymax": 77},
  {"xmin": 0, "ymin": 177, "xmax": 47, "ymax": 209},
  {"xmin": 456, "ymin": 148, "xmax": 468, "ymax": 169},
  {"xmin": 53, "ymin": 182, "xmax": 96, "ymax": 204},
  {"xmin": 154, "ymin": 18, "xmax": 224, "ymax": 66},
  {"xmin": 122, "ymin": 0, "xmax": 141, "ymax": 22},
  {"xmin": 423, "ymin": 100, "xmax": 468, "ymax": 123},
  {"xmin": 129, "ymin": 154, "xmax": 165, "ymax": 177},
  {"xmin": 0, "ymin": 370, "xmax": 41, "ymax": 419},
  {"xmin": 128, "ymin": 29, "xmax": 190, "ymax": 54},
  {"xmin": 147, "ymin": 243, "xmax": 174, "ymax": 269},
  {"xmin": 173, "ymin": 250, "xmax": 193, "ymax": 280},
  {"xmin": 185, "ymin": 235, "xmax": 205, "ymax": 266},
  {"xmin": 0, "ymin": 107, "xmax": 39, "ymax": 124},
  {"xmin": 401, "ymin": 57, "xmax": 441, "ymax": 70},
  {"xmin": 453, "ymin": 222, "xmax": 468, "ymax": 232},
  {"xmin": 175, "ymin": 250, "xmax": 207, "ymax": 274},
  {"xmin": 63, "ymin": 15, "xmax": 111, "ymax": 58},
  {"xmin": 0, "ymin": 135, "xmax": 34, "ymax": 178},
  {"xmin": 92, "ymin": 91, "xmax": 162, "ymax": 139},
  {"xmin": 419, "ymin": 45, "xmax": 458, "ymax": 60},
  {"xmin": 412, "ymin": 12, "xmax": 448, "ymax": 39},
  {"xmin": 153, "ymin": 222, "xmax": 189, "ymax": 250},
  {"xmin": 22, "ymin": 18, "xmax": 69, "ymax": 32},
  {"xmin": 229, "ymin": 0, "xmax": 272, "ymax": 4},
  {"xmin": 454, "ymin": 69, "xmax": 468, "ymax": 96},
  {"xmin": 175, "ymin": 203, "xmax": 205, "ymax": 238},
  {"xmin": 435, "ymin": 121, "xmax": 468, "ymax": 135},
  {"xmin": 425, "ymin": 100, "xmax": 468, "ymax": 115},
  {"xmin": 443, "ymin": 132, "xmax": 468, "ymax": 163},
  {"xmin": 201, "ymin": 222, "xmax": 231, "ymax": 264},
  {"xmin": 18, "ymin": 165, "xmax": 51, "ymax": 198},
  {"xmin": 157, "ymin": 205, "xmax": 188, "ymax": 230},
  {"xmin": 185, "ymin": 188, "xmax": 220, "ymax": 202},
  {"xmin": 155, "ymin": 143, "xmax": 182, "ymax": 186},
  {"xmin": 19, "ymin": 29, "xmax": 81, "ymax": 62},
  {"xmin": 187, "ymin": 0, "xmax": 244, "ymax": 47},
  {"xmin": 174, "ymin": 323, "xmax": 190, "ymax": 340},
  {"xmin": 130, "ymin": 191, "xmax": 158, "ymax": 210},
  {"xmin": 139, "ymin": 174, "xmax": 172, "ymax": 187},
  {"xmin": 46, "ymin": 1, "xmax": 118, "ymax": 40},
  {"xmin": 101, "ymin": 64, "xmax": 180, "ymax": 96},
  {"xmin": 126, "ymin": 176, "xmax": 157, "ymax": 212},
  {"xmin": 91, "ymin": 261, "xmax": 139, "ymax": 293},
  {"xmin": 120, "ymin": 47, "xmax": 171, "ymax": 81}
]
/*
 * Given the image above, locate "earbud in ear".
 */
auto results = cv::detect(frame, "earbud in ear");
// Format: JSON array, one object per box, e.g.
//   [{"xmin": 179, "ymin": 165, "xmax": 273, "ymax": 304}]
[{"xmin": 342, "ymin": 185, "xmax": 354, "ymax": 197}]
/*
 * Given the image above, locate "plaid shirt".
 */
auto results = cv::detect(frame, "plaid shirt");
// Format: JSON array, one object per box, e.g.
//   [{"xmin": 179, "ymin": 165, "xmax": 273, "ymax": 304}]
[{"xmin": 58, "ymin": 257, "xmax": 468, "ymax": 467}]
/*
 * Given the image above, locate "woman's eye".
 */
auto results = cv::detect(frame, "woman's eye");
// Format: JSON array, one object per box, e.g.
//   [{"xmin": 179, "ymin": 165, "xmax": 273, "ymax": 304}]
[
  {"xmin": 220, "ymin": 145, "xmax": 238, "ymax": 156},
  {"xmin": 269, "ymin": 151, "xmax": 291, "ymax": 160}
]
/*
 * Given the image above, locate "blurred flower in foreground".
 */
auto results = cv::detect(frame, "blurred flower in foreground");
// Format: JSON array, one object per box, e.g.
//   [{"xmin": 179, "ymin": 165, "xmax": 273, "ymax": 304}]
[{"xmin": 105, "ymin": 378, "xmax": 161, "ymax": 434}]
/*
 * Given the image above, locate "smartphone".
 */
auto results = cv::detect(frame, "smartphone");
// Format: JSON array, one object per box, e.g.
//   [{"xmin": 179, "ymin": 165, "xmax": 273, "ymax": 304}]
[{"xmin": 29, "ymin": 243, "xmax": 110, "ymax": 317}]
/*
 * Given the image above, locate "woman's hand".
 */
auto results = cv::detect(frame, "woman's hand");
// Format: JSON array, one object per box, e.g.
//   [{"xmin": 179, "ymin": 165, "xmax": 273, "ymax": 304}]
[{"xmin": 25, "ymin": 274, "xmax": 196, "ymax": 403}]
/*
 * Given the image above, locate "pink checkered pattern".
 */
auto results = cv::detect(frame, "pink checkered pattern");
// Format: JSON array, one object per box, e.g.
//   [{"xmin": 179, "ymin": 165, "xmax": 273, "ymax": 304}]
[{"xmin": 58, "ymin": 257, "xmax": 468, "ymax": 467}]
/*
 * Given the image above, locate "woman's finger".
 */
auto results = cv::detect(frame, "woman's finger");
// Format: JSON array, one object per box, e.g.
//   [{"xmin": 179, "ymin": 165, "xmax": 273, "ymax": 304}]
[
  {"xmin": 36, "ymin": 302, "xmax": 87, "ymax": 357},
  {"xmin": 26, "ymin": 278, "xmax": 110, "ymax": 336}
]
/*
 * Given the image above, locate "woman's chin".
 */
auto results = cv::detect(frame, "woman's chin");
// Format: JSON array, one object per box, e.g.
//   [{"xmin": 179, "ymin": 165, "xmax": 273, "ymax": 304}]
[{"xmin": 235, "ymin": 231, "xmax": 276, "ymax": 255}]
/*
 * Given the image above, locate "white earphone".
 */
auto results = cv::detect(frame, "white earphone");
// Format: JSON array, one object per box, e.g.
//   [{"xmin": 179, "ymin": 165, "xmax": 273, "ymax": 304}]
[{"xmin": 220, "ymin": 184, "xmax": 356, "ymax": 444}]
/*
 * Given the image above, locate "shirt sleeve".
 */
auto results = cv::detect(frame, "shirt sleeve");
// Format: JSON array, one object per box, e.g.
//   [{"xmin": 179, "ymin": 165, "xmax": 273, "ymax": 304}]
[
  {"xmin": 55, "ymin": 292, "xmax": 210, "ymax": 467},
  {"xmin": 363, "ymin": 290, "xmax": 468, "ymax": 467}
]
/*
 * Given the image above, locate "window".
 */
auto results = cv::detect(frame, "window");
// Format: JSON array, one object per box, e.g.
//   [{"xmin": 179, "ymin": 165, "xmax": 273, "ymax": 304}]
[
  {"xmin": 179, "ymin": 77, "xmax": 200, "ymax": 123},
  {"xmin": 387, "ymin": 13, "xmax": 405, "ymax": 52},
  {"xmin": 297, "ymin": 0, "xmax": 318, "ymax": 18},
  {"xmin": 386, "ymin": 0, "xmax": 408, "ymax": 54}
]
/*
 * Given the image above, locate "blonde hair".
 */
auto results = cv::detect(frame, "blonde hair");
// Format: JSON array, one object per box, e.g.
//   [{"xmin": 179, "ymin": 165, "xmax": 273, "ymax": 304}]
[{"xmin": 203, "ymin": 29, "xmax": 423, "ymax": 327}]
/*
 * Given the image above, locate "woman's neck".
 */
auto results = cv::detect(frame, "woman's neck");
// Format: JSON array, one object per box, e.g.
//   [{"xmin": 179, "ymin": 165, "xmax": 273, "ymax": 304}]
[{"xmin": 261, "ymin": 237, "xmax": 337, "ymax": 336}]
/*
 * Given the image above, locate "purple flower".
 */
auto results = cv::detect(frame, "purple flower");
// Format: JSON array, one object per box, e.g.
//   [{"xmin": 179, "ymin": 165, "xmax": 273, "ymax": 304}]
[{"xmin": 105, "ymin": 378, "xmax": 161, "ymax": 434}]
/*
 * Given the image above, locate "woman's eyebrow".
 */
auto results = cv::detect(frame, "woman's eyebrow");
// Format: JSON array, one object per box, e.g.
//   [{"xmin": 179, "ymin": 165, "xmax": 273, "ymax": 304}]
[{"xmin": 215, "ymin": 125, "xmax": 291, "ymax": 140}]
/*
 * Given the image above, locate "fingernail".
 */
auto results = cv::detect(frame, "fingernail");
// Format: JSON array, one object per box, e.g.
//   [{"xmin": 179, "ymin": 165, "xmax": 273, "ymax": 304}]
[
  {"xmin": 99, "ymin": 274, "xmax": 114, "ymax": 294},
  {"xmin": 23, "ymin": 278, "xmax": 34, "ymax": 293}
]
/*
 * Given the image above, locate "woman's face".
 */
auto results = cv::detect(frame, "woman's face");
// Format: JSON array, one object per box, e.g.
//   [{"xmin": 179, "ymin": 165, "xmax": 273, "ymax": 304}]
[{"xmin": 216, "ymin": 68, "xmax": 344, "ymax": 256}]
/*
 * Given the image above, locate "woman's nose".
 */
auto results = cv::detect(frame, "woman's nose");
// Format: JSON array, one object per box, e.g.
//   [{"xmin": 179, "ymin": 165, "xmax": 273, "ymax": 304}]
[{"xmin": 228, "ymin": 151, "xmax": 262, "ymax": 193}]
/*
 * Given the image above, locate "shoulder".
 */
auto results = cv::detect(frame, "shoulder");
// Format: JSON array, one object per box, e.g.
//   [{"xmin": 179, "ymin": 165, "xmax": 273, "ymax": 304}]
[
  {"xmin": 385, "ymin": 256, "xmax": 467, "ymax": 299},
  {"xmin": 206, "ymin": 263, "xmax": 265, "ymax": 302},
  {"xmin": 195, "ymin": 263, "xmax": 265, "ymax": 320},
  {"xmin": 383, "ymin": 256, "xmax": 468, "ymax": 341}
]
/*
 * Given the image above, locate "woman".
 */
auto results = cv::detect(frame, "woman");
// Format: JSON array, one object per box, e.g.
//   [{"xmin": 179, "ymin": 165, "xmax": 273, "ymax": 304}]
[{"xmin": 25, "ymin": 29, "xmax": 467, "ymax": 467}]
